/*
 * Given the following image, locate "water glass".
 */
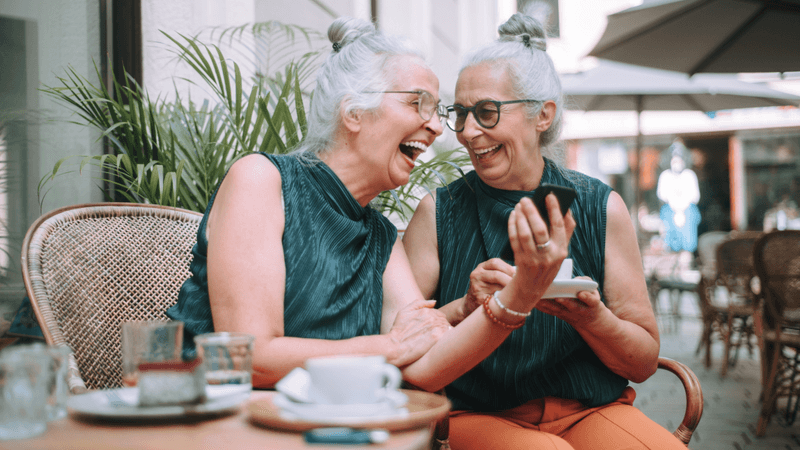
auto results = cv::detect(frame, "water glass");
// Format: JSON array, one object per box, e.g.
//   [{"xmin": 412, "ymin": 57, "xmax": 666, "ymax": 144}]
[
  {"xmin": 194, "ymin": 332, "xmax": 254, "ymax": 394},
  {"xmin": 0, "ymin": 344, "xmax": 52, "ymax": 440},
  {"xmin": 120, "ymin": 321, "xmax": 183, "ymax": 387}
]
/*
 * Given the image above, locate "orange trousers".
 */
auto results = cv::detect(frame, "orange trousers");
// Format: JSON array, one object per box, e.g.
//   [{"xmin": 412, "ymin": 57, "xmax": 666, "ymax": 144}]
[{"xmin": 448, "ymin": 387, "xmax": 686, "ymax": 450}]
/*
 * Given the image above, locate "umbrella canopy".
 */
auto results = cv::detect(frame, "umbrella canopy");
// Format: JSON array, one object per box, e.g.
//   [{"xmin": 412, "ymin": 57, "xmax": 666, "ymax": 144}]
[
  {"xmin": 563, "ymin": 61, "xmax": 800, "ymax": 112},
  {"xmin": 588, "ymin": 0, "xmax": 800, "ymax": 75},
  {"xmin": 560, "ymin": 60, "xmax": 800, "ymax": 213}
]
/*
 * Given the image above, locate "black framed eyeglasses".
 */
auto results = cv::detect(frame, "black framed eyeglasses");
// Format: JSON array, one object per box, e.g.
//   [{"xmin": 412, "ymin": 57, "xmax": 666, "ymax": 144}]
[
  {"xmin": 446, "ymin": 99, "xmax": 541, "ymax": 132},
  {"xmin": 365, "ymin": 90, "xmax": 448, "ymax": 123}
]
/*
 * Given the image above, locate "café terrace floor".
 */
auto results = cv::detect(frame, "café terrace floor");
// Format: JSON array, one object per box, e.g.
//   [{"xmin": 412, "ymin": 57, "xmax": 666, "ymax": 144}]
[{"xmin": 638, "ymin": 289, "xmax": 800, "ymax": 450}]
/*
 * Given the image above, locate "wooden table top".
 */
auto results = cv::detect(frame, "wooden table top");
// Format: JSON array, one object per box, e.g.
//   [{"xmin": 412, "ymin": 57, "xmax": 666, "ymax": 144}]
[{"xmin": 7, "ymin": 390, "xmax": 446, "ymax": 450}]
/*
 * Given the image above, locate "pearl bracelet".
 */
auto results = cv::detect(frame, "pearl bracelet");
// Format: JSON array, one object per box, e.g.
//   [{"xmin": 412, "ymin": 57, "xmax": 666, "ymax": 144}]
[
  {"xmin": 493, "ymin": 291, "xmax": 531, "ymax": 317},
  {"xmin": 482, "ymin": 294, "xmax": 526, "ymax": 330}
]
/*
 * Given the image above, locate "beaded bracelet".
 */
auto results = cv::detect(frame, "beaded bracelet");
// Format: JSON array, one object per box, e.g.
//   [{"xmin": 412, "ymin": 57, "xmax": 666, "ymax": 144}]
[
  {"xmin": 482, "ymin": 294, "xmax": 526, "ymax": 330},
  {"xmin": 493, "ymin": 291, "xmax": 531, "ymax": 317}
]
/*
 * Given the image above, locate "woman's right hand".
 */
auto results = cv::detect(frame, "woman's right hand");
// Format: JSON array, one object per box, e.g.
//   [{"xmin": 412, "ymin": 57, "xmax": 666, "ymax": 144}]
[
  {"xmin": 387, "ymin": 299, "xmax": 451, "ymax": 367},
  {"xmin": 463, "ymin": 258, "xmax": 516, "ymax": 317}
]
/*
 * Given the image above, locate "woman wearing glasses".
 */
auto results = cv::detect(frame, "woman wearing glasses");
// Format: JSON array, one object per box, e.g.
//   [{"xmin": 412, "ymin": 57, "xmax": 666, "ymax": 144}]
[
  {"xmin": 167, "ymin": 16, "xmax": 562, "ymax": 394},
  {"xmin": 403, "ymin": 13, "xmax": 683, "ymax": 450}
]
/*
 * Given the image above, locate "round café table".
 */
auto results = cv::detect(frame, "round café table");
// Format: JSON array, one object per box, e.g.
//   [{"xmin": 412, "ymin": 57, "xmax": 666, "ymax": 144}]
[{"xmin": 9, "ymin": 390, "xmax": 449, "ymax": 450}]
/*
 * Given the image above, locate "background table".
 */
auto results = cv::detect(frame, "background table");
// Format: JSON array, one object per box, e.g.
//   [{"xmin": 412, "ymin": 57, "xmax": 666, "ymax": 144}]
[{"xmin": 7, "ymin": 391, "xmax": 442, "ymax": 450}]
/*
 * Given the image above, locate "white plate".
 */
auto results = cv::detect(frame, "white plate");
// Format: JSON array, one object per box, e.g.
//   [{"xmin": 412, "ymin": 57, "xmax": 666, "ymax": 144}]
[
  {"xmin": 542, "ymin": 279, "xmax": 598, "ymax": 299},
  {"xmin": 272, "ymin": 392, "xmax": 409, "ymax": 424},
  {"xmin": 67, "ymin": 385, "xmax": 251, "ymax": 420}
]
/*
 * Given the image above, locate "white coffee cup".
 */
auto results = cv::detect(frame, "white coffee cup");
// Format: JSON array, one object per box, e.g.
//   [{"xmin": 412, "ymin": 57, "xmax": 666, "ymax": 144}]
[
  {"xmin": 305, "ymin": 355, "xmax": 402, "ymax": 405},
  {"xmin": 556, "ymin": 258, "xmax": 573, "ymax": 280}
]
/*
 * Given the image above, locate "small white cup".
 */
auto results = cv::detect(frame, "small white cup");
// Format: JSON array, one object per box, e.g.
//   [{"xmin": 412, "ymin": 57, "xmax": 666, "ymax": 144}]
[
  {"xmin": 305, "ymin": 355, "xmax": 402, "ymax": 405},
  {"xmin": 556, "ymin": 258, "xmax": 573, "ymax": 280}
]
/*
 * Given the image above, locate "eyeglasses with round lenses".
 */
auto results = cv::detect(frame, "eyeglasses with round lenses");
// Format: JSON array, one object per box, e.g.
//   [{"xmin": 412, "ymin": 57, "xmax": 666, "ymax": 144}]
[
  {"xmin": 446, "ymin": 99, "xmax": 541, "ymax": 132},
  {"xmin": 367, "ymin": 90, "xmax": 448, "ymax": 123}
]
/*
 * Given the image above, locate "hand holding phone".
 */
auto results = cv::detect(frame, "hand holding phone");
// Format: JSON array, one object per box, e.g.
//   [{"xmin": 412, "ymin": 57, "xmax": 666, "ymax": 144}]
[
  {"xmin": 499, "ymin": 183, "xmax": 576, "ymax": 263},
  {"xmin": 531, "ymin": 183, "xmax": 577, "ymax": 226}
]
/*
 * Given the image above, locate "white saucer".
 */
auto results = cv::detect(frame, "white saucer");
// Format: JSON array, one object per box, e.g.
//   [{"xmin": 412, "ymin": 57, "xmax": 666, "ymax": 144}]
[
  {"xmin": 542, "ymin": 278, "xmax": 598, "ymax": 299},
  {"xmin": 67, "ymin": 385, "xmax": 251, "ymax": 420},
  {"xmin": 272, "ymin": 393, "xmax": 409, "ymax": 424}
]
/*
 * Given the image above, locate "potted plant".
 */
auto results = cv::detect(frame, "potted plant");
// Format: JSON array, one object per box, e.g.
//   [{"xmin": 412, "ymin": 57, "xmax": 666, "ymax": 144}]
[{"xmin": 39, "ymin": 21, "xmax": 470, "ymax": 223}]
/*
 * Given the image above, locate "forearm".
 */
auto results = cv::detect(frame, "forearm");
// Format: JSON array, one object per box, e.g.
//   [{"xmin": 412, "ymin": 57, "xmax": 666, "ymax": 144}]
[
  {"xmin": 251, "ymin": 334, "xmax": 398, "ymax": 388},
  {"xmin": 575, "ymin": 308, "xmax": 659, "ymax": 383},
  {"xmin": 401, "ymin": 297, "xmax": 517, "ymax": 392},
  {"xmin": 437, "ymin": 298, "xmax": 468, "ymax": 325}
]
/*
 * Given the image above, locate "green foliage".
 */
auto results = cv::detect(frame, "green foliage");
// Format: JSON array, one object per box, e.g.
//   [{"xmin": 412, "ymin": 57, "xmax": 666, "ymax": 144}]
[{"xmin": 39, "ymin": 21, "xmax": 471, "ymax": 221}]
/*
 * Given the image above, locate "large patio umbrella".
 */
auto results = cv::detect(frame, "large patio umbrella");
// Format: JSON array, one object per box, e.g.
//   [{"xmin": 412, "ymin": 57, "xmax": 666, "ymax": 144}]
[
  {"xmin": 587, "ymin": 0, "xmax": 800, "ymax": 75},
  {"xmin": 560, "ymin": 60, "xmax": 800, "ymax": 212}
]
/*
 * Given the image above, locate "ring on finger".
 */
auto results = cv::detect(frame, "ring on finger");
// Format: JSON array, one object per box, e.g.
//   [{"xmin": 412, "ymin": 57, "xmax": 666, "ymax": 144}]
[{"xmin": 536, "ymin": 240, "xmax": 551, "ymax": 250}]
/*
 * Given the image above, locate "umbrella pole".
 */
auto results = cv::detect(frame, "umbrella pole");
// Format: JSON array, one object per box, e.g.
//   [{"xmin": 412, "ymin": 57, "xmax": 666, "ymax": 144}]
[{"xmin": 633, "ymin": 96, "xmax": 643, "ymax": 236}]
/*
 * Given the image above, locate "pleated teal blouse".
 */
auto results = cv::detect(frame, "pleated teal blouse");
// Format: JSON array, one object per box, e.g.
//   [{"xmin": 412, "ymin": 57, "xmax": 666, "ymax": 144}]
[
  {"xmin": 435, "ymin": 158, "xmax": 628, "ymax": 411},
  {"xmin": 167, "ymin": 153, "xmax": 397, "ymax": 353}
]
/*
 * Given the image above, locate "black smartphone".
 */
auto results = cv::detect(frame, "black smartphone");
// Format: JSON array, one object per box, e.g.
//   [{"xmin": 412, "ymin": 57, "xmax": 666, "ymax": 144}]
[
  {"xmin": 531, "ymin": 183, "xmax": 577, "ymax": 226},
  {"xmin": 499, "ymin": 184, "xmax": 576, "ymax": 263}
]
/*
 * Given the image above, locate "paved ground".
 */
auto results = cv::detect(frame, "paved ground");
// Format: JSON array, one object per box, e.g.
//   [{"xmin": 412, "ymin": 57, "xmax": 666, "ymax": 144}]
[{"xmin": 634, "ymin": 289, "xmax": 800, "ymax": 450}]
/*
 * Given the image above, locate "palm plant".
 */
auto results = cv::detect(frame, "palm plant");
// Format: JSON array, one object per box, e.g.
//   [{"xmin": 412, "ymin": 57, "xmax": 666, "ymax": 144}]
[{"xmin": 39, "ymin": 21, "xmax": 470, "ymax": 222}]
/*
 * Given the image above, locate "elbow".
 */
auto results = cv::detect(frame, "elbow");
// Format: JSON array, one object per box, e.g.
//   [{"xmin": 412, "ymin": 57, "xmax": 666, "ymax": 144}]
[
  {"xmin": 252, "ymin": 370, "xmax": 280, "ymax": 389},
  {"xmin": 401, "ymin": 369, "xmax": 448, "ymax": 393},
  {"xmin": 626, "ymin": 356, "xmax": 659, "ymax": 383}
]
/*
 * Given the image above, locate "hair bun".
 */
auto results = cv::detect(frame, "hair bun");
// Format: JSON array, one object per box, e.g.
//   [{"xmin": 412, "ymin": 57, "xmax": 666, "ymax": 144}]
[
  {"xmin": 327, "ymin": 17, "xmax": 376, "ymax": 53},
  {"xmin": 498, "ymin": 13, "xmax": 547, "ymax": 51}
]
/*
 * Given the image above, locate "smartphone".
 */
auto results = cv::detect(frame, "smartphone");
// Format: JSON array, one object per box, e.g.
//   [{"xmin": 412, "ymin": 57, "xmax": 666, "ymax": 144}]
[
  {"xmin": 499, "ymin": 184, "xmax": 576, "ymax": 263},
  {"xmin": 531, "ymin": 183, "xmax": 577, "ymax": 226}
]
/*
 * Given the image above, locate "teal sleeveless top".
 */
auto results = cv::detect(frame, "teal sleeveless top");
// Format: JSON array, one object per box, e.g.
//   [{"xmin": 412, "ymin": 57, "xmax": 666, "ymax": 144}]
[
  {"xmin": 436, "ymin": 159, "xmax": 628, "ymax": 410},
  {"xmin": 167, "ymin": 153, "xmax": 397, "ymax": 352}
]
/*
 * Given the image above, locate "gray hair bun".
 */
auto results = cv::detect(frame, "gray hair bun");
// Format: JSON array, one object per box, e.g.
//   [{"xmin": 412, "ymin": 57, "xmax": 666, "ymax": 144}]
[
  {"xmin": 328, "ymin": 17, "xmax": 376, "ymax": 53},
  {"xmin": 498, "ymin": 13, "xmax": 547, "ymax": 51}
]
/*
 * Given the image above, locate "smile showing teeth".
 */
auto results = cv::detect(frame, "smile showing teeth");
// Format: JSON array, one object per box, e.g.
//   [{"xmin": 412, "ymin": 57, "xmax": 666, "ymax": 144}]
[
  {"xmin": 400, "ymin": 141, "xmax": 428, "ymax": 162},
  {"xmin": 474, "ymin": 144, "xmax": 501, "ymax": 158}
]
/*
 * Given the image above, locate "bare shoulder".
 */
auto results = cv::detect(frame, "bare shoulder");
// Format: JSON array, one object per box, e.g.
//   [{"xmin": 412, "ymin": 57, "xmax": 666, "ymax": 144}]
[
  {"xmin": 605, "ymin": 191, "xmax": 632, "ymax": 228},
  {"xmin": 405, "ymin": 193, "xmax": 437, "ymax": 243},
  {"xmin": 209, "ymin": 153, "xmax": 283, "ymax": 232},
  {"xmin": 223, "ymin": 153, "xmax": 281, "ymax": 191}
]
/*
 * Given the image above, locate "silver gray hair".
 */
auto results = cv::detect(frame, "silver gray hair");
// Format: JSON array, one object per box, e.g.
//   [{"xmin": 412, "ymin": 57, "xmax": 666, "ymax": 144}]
[
  {"xmin": 295, "ymin": 17, "xmax": 424, "ymax": 157},
  {"xmin": 459, "ymin": 13, "xmax": 564, "ymax": 161}
]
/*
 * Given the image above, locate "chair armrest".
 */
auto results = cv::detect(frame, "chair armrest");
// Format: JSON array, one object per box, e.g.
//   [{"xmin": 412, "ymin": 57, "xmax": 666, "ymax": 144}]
[
  {"xmin": 658, "ymin": 356, "xmax": 704, "ymax": 446},
  {"xmin": 67, "ymin": 352, "xmax": 88, "ymax": 395}
]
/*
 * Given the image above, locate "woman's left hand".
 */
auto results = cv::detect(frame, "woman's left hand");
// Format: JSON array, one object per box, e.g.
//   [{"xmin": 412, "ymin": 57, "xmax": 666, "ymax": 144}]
[{"xmin": 535, "ymin": 276, "xmax": 604, "ymax": 328}]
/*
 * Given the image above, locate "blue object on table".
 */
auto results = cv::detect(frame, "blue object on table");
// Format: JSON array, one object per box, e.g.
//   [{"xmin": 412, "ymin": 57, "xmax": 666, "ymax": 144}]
[{"xmin": 6, "ymin": 296, "xmax": 44, "ymax": 340}]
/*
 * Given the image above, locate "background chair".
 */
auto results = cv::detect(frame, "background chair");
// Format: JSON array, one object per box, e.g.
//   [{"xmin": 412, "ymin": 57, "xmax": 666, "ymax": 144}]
[
  {"xmin": 714, "ymin": 232, "xmax": 761, "ymax": 377},
  {"xmin": 753, "ymin": 230, "xmax": 800, "ymax": 436},
  {"xmin": 21, "ymin": 203, "xmax": 203, "ymax": 392},
  {"xmin": 694, "ymin": 231, "xmax": 729, "ymax": 368}
]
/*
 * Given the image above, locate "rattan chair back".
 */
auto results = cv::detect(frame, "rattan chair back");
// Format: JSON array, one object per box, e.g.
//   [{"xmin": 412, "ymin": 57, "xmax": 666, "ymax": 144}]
[
  {"xmin": 716, "ymin": 232, "xmax": 761, "ymax": 303},
  {"xmin": 21, "ymin": 203, "xmax": 203, "ymax": 391},
  {"xmin": 696, "ymin": 231, "xmax": 729, "ymax": 281},
  {"xmin": 753, "ymin": 230, "xmax": 800, "ymax": 435},
  {"xmin": 754, "ymin": 230, "xmax": 800, "ymax": 331}
]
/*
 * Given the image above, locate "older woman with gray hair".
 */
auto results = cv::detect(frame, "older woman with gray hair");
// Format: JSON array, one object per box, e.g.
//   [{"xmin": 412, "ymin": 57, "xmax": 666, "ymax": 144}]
[
  {"xmin": 167, "ymin": 16, "xmax": 565, "ymax": 394},
  {"xmin": 403, "ymin": 13, "xmax": 685, "ymax": 450}
]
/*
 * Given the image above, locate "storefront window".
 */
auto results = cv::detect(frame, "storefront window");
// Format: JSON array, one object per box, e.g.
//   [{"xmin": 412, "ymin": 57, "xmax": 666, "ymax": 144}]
[{"xmin": 743, "ymin": 134, "xmax": 800, "ymax": 231}]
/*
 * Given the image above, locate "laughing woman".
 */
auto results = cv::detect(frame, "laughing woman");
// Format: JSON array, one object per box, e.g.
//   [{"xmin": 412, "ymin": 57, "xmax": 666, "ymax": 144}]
[
  {"xmin": 403, "ymin": 12, "xmax": 686, "ymax": 450},
  {"xmin": 167, "ymin": 16, "xmax": 566, "ymax": 393}
]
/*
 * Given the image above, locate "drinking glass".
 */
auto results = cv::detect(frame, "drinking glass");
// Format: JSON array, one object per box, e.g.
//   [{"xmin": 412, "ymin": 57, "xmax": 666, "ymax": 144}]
[
  {"xmin": 120, "ymin": 320, "xmax": 183, "ymax": 387},
  {"xmin": 194, "ymin": 332, "xmax": 254, "ymax": 395},
  {"xmin": 0, "ymin": 344, "xmax": 52, "ymax": 440}
]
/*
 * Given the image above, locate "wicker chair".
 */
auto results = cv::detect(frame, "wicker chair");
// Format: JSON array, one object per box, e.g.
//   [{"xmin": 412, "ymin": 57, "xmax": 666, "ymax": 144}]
[
  {"xmin": 754, "ymin": 230, "xmax": 800, "ymax": 436},
  {"xmin": 714, "ymin": 232, "xmax": 761, "ymax": 377},
  {"xmin": 694, "ymin": 231, "xmax": 730, "ymax": 367},
  {"xmin": 21, "ymin": 203, "xmax": 203, "ymax": 393}
]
